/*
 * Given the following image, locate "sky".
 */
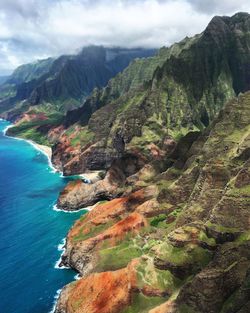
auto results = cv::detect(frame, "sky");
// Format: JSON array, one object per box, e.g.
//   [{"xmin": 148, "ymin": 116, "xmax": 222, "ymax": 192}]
[{"xmin": 0, "ymin": 0, "xmax": 250, "ymax": 75}]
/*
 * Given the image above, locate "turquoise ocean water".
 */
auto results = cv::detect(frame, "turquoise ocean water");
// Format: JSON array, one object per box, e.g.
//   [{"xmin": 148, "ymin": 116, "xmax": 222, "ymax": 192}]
[{"xmin": 0, "ymin": 119, "xmax": 85, "ymax": 313}]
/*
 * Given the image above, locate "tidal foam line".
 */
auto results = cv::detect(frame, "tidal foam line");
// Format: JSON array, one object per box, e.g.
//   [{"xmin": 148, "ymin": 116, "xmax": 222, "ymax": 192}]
[
  {"xmin": 49, "ymin": 289, "xmax": 62, "ymax": 313},
  {"xmin": 54, "ymin": 238, "xmax": 70, "ymax": 270},
  {"xmin": 52, "ymin": 203, "xmax": 92, "ymax": 213}
]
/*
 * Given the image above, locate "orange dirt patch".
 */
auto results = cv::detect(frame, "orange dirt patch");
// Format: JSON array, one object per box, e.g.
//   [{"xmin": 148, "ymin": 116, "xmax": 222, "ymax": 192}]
[
  {"xmin": 91, "ymin": 212, "xmax": 147, "ymax": 244},
  {"xmin": 66, "ymin": 260, "xmax": 138, "ymax": 313},
  {"xmin": 68, "ymin": 189, "xmax": 149, "ymax": 240}
]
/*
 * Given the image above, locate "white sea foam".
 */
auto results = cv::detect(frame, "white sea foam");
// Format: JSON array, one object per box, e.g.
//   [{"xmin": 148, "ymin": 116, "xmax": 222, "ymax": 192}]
[
  {"xmin": 57, "ymin": 238, "xmax": 66, "ymax": 251},
  {"xmin": 54, "ymin": 258, "xmax": 70, "ymax": 270},
  {"xmin": 52, "ymin": 203, "xmax": 92, "ymax": 213},
  {"xmin": 3, "ymin": 124, "xmax": 12, "ymax": 135},
  {"xmin": 74, "ymin": 273, "xmax": 81, "ymax": 280},
  {"xmin": 54, "ymin": 238, "xmax": 70, "ymax": 270},
  {"xmin": 49, "ymin": 288, "xmax": 62, "ymax": 313},
  {"xmin": 52, "ymin": 204, "xmax": 61, "ymax": 212}
]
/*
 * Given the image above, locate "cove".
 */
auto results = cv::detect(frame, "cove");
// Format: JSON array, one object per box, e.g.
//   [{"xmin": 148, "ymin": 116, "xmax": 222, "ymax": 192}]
[{"xmin": 0, "ymin": 119, "xmax": 86, "ymax": 313}]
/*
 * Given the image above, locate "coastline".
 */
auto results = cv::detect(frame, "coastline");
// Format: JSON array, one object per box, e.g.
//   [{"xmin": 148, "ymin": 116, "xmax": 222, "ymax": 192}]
[
  {"xmin": 31, "ymin": 141, "xmax": 52, "ymax": 159},
  {"xmin": 26, "ymin": 140, "xmax": 52, "ymax": 162},
  {"xmin": 2, "ymin": 122, "xmax": 58, "ymax": 173},
  {"xmin": 0, "ymin": 118, "xmax": 80, "ymax": 313},
  {"xmin": 1, "ymin": 118, "xmax": 85, "ymax": 313}
]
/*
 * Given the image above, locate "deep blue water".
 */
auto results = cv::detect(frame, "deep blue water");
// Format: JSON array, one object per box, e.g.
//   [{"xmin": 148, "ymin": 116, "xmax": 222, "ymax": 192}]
[{"xmin": 0, "ymin": 120, "xmax": 85, "ymax": 313}]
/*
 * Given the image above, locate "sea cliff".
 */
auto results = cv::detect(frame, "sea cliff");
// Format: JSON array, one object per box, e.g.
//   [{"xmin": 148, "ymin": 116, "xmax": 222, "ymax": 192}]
[{"xmin": 55, "ymin": 92, "xmax": 250, "ymax": 313}]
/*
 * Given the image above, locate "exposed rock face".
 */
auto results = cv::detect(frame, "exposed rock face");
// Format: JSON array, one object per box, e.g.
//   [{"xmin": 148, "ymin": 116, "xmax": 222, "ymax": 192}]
[
  {"xmin": 57, "ymin": 154, "xmax": 145, "ymax": 210},
  {"xmin": 175, "ymin": 242, "xmax": 250, "ymax": 313},
  {"xmin": 56, "ymin": 260, "xmax": 139, "ymax": 313},
  {"xmin": 56, "ymin": 91, "xmax": 250, "ymax": 313}
]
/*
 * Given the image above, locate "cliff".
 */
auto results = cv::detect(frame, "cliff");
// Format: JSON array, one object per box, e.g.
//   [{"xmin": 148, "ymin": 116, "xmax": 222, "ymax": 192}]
[
  {"xmin": 55, "ymin": 90, "xmax": 250, "ymax": 313},
  {"xmin": 52, "ymin": 12, "xmax": 250, "ymax": 175}
]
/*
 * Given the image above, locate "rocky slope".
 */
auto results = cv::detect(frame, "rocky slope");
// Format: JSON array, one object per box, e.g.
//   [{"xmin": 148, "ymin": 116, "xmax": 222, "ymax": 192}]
[
  {"xmin": 52, "ymin": 12, "xmax": 250, "ymax": 176},
  {"xmin": 55, "ymin": 89, "xmax": 250, "ymax": 313}
]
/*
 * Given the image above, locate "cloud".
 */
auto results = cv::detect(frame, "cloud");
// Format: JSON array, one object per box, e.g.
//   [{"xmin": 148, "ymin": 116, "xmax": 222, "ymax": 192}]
[
  {"xmin": 0, "ymin": 0, "xmax": 250, "ymax": 74},
  {"xmin": 186, "ymin": 0, "xmax": 250, "ymax": 14}
]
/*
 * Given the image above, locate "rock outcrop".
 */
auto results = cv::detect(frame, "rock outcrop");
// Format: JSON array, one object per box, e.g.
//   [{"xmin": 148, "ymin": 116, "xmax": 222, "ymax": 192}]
[{"xmin": 57, "ymin": 154, "xmax": 145, "ymax": 210}]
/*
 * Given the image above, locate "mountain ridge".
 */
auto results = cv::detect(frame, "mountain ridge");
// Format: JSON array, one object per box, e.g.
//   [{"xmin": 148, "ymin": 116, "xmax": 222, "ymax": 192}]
[
  {"xmin": 0, "ymin": 45, "xmax": 155, "ymax": 117},
  {"xmin": 48, "ymin": 12, "xmax": 250, "ymax": 176}
]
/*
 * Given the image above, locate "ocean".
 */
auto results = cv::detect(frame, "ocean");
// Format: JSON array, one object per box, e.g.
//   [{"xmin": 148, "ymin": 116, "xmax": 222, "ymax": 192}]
[{"xmin": 0, "ymin": 119, "xmax": 86, "ymax": 313}]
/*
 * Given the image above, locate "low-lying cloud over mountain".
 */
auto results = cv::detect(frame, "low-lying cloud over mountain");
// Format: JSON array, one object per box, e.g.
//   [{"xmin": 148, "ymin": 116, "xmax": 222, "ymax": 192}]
[{"xmin": 0, "ymin": 0, "xmax": 250, "ymax": 74}]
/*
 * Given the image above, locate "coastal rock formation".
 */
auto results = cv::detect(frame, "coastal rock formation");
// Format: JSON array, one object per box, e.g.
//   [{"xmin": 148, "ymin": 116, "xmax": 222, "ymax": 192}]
[
  {"xmin": 0, "ymin": 47, "xmax": 155, "ymax": 146},
  {"xmin": 57, "ymin": 154, "xmax": 145, "ymax": 210},
  {"xmin": 56, "ymin": 260, "xmax": 138, "ymax": 313},
  {"xmin": 4, "ymin": 13, "xmax": 250, "ymax": 178},
  {"xmin": 60, "ymin": 186, "xmax": 158, "ymax": 274}
]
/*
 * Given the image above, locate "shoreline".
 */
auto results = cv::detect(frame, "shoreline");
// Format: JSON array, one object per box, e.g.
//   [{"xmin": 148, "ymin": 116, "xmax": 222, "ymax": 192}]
[
  {"xmin": 1, "ymin": 118, "xmax": 80, "ymax": 313},
  {"xmin": 52, "ymin": 203, "xmax": 92, "ymax": 213},
  {"xmin": 30, "ymin": 141, "xmax": 52, "ymax": 159},
  {"xmin": 2, "ymin": 122, "xmax": 59, "ymax": 173}
]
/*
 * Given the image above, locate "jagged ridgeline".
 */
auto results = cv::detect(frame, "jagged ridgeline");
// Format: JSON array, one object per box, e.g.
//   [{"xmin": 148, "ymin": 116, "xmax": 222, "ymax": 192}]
[
  {"xmin": 0, "ymin": 45, "xmax": 155, "ymax": 120},
  {"xmin": 51, "ymin": 12, "xmax": 250, "ymax": 175}
]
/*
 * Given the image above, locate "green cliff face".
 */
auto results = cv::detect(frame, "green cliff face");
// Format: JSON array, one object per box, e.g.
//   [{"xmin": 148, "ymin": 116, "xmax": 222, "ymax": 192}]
[{"xmin": 54, "ymin": 13, "xmax": 250, "ymax": 175}]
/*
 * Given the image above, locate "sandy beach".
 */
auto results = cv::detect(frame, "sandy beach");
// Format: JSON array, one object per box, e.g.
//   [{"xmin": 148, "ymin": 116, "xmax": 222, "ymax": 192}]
[
  {"xmin": 30, "ymin": 141, "xmax": 52, "ymax": 159},
  {"xmin": 79, "ymin": 170, "xmax": 103, "ymax": 183}
]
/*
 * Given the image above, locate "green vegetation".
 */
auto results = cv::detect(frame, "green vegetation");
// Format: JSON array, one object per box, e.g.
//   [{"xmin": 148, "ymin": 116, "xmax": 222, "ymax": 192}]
[
  {"xmin": 70, "ymin": 127, "xmax": 95, "ymax": 147},
  {"xmin": 7, "ymin": 111, "xmax": 63, "ymax": 145},
  {"xmin": 13, "ymin": 127, "xmax": 50, "ymax": 146},
  {"xmin": 136, "ymin": 258, "xmax": 181, "ymax": 292},
  {"xmin": 150, "ymin": 214, "xmax": 167, "ymax": 227},
  {"xmin": 121, "ymin": 293, "xmax": 166, "ymax": 313},
  {"xmin": 73, "ymin": 221, "xmax": 114, "ymax": 242},
  {"xmin": 155, "ymin": 241, "xmax": 212, "ymax": 270},
  {"xmin": 9, "ymin": 58, "xmax": 54, "ymax": 84},
  {"xmin": 205, "ymin": 221, "xmax": 240, "ymax": 234},
  {"xmin": 97, "ymin": 240, "xmax": 143, "ymax": 271}
]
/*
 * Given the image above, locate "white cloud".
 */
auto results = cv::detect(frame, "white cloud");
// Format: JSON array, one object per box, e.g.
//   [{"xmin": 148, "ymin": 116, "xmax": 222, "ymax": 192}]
[{"xmin": 0, "ymin": 0, "xmax": 250, "ymax": 74}]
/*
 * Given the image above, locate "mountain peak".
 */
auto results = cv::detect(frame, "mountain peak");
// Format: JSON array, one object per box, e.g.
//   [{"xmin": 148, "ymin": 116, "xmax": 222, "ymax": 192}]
[{"xmin": 205, "ymin": 12, "xmax": 250, "ymax": 34}]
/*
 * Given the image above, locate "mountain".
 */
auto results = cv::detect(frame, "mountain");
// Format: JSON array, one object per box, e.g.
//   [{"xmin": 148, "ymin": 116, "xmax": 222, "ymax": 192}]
[
  {"xmin": 55, "ymin": 89, "xmax": 250, "ymax": 313},
  {"xmin": 3, "ymin": 12, "xmax": 250, "ymax": 313},
  {"xmin": 0, "ymin": 46, "xmax": 155, "ymax": 118},
  {"xmin": 52, "ymin": 13, "xmax": 250, "ymax": 312},
  {"xmin": 48, "ymin": 12, "xmax": 250, "ymax": 175}
]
